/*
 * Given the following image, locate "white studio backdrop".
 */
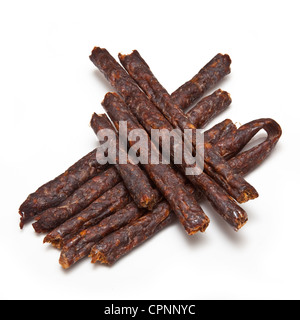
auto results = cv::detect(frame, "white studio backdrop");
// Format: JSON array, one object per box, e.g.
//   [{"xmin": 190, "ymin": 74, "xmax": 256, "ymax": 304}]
[{"xmin": 0, "ymin": 0, "xmax": 299, "ymax": 300}]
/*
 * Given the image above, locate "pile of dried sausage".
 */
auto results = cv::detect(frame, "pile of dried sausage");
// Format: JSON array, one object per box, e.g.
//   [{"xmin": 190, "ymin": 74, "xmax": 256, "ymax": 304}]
[{"xmin": 19, "ymin": 48, "xmax": 282, "ymax": 268}]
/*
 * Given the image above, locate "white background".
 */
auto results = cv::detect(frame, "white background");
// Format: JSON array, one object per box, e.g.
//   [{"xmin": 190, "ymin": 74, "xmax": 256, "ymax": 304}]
[{"xmin": 0, "ymin": 0, "xmax": 299, "ymax": 300}]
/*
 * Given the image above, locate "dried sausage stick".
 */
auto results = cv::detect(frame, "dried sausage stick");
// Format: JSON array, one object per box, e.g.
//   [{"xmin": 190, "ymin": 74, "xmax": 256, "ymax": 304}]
[
  {"xmin": 186, "ymin": 89, "xmax": 232, "ymax": 128},
  {"xmin": 218, "ymin": 118, "xmax": 282, "ymax": 175},
  {"xmin": 119, "ymin": 51, "xmax": 196, "ymax": 132},
  {"xmin": 101, "ymin": 93, "xmax": 210, "ymax": 235},
  {"xmin": 90, "ymin": 47, "xmax": 172, "ymax": 134},
  {"xmin": 118, "ymin": 50, "xmax": 258, "ymax": 203},
  {"xmin": 90, "ymin": 113, "xmax": 160, "ymax": 210},
  {"xmin": 58, "ymin": 119, "xmax": 236, "ymax": 257},
  {"xmin": 102, "ymin": 92, "xmax": 247, "ymax": 231},
  {"xmin": 189, "ymin": 118, "xmax": 281, "ymax": 198},
  {"xmin": 204, "ymin": 118, "xmax": 282, "ymax": 198},
  {"xmin": 32, "ymin": 167, "xmax": 121, "ymax": 233},
  {"xmin": 19, "ymin": 53, "xmax": 230, "ymax": 228},
  {"xmin": 19, "ymin": 149, "xmax": 107, "ymax": 228},
  {"xmin": 171, "ymin": 53, "xmax": 232, "ymax": 109},
  {"xmin": 89, "ymin": 126, "xmax": 281, "ymax": 266},
  {"xmin": 59, "ymin": 202, "xmax": 145, "ymax": 268},
  {"xmin": 43, "ymin": 182, "xmax": 131, "ymax": 241},
  {"xmin": 172, "ymin": 119, "xmax": 237, "ymax": 200},
  {"xmin": 90, "ymin": 45, "xmax": 247, "ymax": 230},
  {"xmin": 59, "ymin": 118, "xmax": 280, "ymax": 268},
  {"xmin": 204, "ymin": 119, "xmax": 236, "ymax": 145},
  {"xmin": 213, "ymin": 118, "xmax": 282, "ymax": 159},
  {"xmin": 89, "ymin": 201, "xmax": 174, "ymax": 266}
]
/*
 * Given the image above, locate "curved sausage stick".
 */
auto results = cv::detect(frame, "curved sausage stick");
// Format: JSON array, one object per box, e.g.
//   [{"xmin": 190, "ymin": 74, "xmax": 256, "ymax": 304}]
[
  {"xmin": 214, "ymin": 118, "xmax": 282, "ymax": 160},
  {"xmin": 224, "ymin": 119, "xmax": 282, "ymax": 175},
  {"xmin": 205, "ymin": 118, "xmax": 281, "ymax": 196}
]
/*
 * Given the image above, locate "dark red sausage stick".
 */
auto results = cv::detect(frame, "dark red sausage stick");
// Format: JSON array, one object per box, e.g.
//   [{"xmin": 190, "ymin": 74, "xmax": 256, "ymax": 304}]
[
  {"xmin": 102, "ymin": 92, "xmax": 247, "ymax": 231},
  {"xmin": 19, "ymin": 51, "xmax": 231, "ymax": 228},
  {"xmin": 32, "ymin": 167, "xmax": 121, "ymax": 233},
  {"xmin": 204, "ymin": 119, "xmax": 237, "ymax": 145},
  {"xmin": 90, "ymin": 113, "xmax": 160, "ymax": 210},
  {"xmin": 101, "ymin": 93, "xmax": 210, "ymax": 235},
  {"xmin": 118, "ymin": 50, "xmax": 258, "ymax": 204},
  {"xmin": 52, "ymin": 119, "xmax": 237, "ymax": 257},
  {"xmin": 118, "ymin": 51, "xmax": 196, "ymax": 132},
  {"xmin": 186, "ymin": 89, "xmax": 232, "ymax": 128},
  {"xmin": 43, "ymin": 182, "xmax": 131, "ymax": 244},
  {"xmin": 58, "ymin": 119, "xmax": 236, "ymax": 258},
  {"xmin": 121, "ymin": 51, "xmax": 251, "ymax": 203},
  {"xmin": 58, "ymin": 118, "xmax": 281, "ymax": 268},
  {"xmin": 88, "ymin": 119, "xmax": 281, "ymax": 266},
  {"xmin": 90, "ymin": 201, "xmax": 174, "ymax": 266},
  {"xmin": 171, "ymin": 53, "xmax": 232, "ymax": 109},
  {"xmin": 214, "ymin": 118, "xmax": 282, "ymax": 159},
  {"xmin": 218, "ymin": 118, "xmax": 282, "ymax": 175},
  {"xmin": 19, "ymin": 149, "xmax": 107, "ymax": 228},
  {"xmin": 88, "ymin": 47, "xmax": 244, "ymax": 212},
  {"xmin": 90, "ymin": 45, "xmax": 246, "ymax": 230},
  {"xmin": 59, "ymin": 202, "xmax": 145, "ymax": 268}
]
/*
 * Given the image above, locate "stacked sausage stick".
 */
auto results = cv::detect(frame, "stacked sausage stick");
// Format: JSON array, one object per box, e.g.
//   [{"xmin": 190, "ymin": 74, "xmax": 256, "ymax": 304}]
[{"xmin": 19, "ymin": 48, "xmax": 282, "ymax": 268}]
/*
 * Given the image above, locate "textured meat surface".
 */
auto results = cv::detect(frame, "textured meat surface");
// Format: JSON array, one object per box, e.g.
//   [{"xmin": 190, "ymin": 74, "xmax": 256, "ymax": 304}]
[
  {"xmin": 89, "ymin": 201, "xmax": 174, "ymax": 265},
  {"xmin": 92, "ymin": 47, "xmax": 247, "ymax": 231},
  {"xmin": 220, "ymin": 118, "xmax": 282, "ymax": 175},
  {"xmin": 187, "ymin": 89, "xmax": 232, "ymax": 128},
  {"xmin": 171, "ymin": 53, "xmax": 232, "ymax": 109},
  {"xmin": 119, "ymin": 50, "xmax": 196, "ymax": 131},
  {"xmin": 59, "ymin": 202, "xmax": 145, "ymax": 268},
  {"xmin": 43, "ymin": 182, "xmax": 131, "ymax": 242},
  {"xmin": 91, "ymin": 112, "xmax": 160, "ymax": 210},
  {"xmin": 19, "ymin": 149, "xmax": 106, "ymax": 227},
  {"xmin": 119, "ymin": 50, "xmax": 258, "ymax": 204},
  {"xmin": 102, "ymin": 92, "xmax": 209, "ymax": 235},
  {"xmin": 32, "ymin": 167, "xmax": 121, "ymax": 233}
]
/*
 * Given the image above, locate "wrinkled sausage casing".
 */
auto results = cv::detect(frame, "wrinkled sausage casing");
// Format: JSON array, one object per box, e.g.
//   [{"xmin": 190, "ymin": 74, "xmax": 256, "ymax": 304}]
[
  {"xmin": 19, "ymin": 149, "xmax": 107, "ymax": 228},
  {"xmin": 91, "ymin": 112, "xmax": 160, "ymax": 210}
]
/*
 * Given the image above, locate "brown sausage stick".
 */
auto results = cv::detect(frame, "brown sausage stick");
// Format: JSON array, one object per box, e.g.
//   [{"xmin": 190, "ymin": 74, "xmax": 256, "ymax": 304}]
[
  {"xmin": 59, "ymin": 118, "xmax": 281, "ymax": 268},
  {"xmin": 102, "ymin": 93, "xmax": 209, "ymax": 235},
  {"xmin": 90, "ymin": 201, "xmax": 174, "ymax": 266},
  {"xmin": 90, "ymin": 47, "xmax": 171, "ymax": 133},
  {"xmin": 43, "ymin": 182, "xmax": 131, "ymax": 245},
  {"xmin": 178, "ymin": 118, "xmax": 281, "ymax": 200},
  {"xmin": 119, "ymin": 51, "xmax": 255, "ymax": 203},
  {"xmin": 119, "ymin": 50, "xmax": 258, "ymax": 204},
  {"xmin": 19, "ymin": 52, "xmax": 231, "ymax": 228},
  {"xmin": 171, "ymin": 53, "xmax": 232, "ymax": 109},
  {"xmin": 90, "ymin": 113, "xmax": 160, "ymax": 210},
  {"xmin": 32, "ymin": 167, "xmax": 121, "ymax": 233},
  {"xmin": 204, "ymin": 119, "xmax": 237, "ymax": 145},
  {"xmin": 102, "ymin": 92, "xmax": 247, "ymax": 231},
  {"xmin": 171, "ymin": 120, "xmax": 236, "ymax": 198},
  {"xmin": 213, "ymin": 118, "xmax": 282, "ymax": 159},
  {"xmin": 62, "ymin": 118, "xmax": 237, "ymax": 267},
  {"xmin": 59, "ymin": 120, "xmax": 234, "ymax": 268},
  {"xmin": 186, "ymin": 89, "xmax": 232, "ymax": 128},
  {"xmin": 89, "ymin": 47, "xmax": 247, "ymax": 230},
  {"xmin": 217, "ymin": 118, "xmax": 282, "ymax": 175},
  {"xmin": 19, "ymin": 149, "xmax": 107, "ymax": 228},
  {"xmin": 89, "ymin": 119, "xmax": 282, "ymax": 266},
  {"xmin": 59, "ymin": 202, "xmax": 145, "ymax": 268},
  {"xmin": 119, "ymin": 51, "xmax": 196, "ymax": 132}
]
